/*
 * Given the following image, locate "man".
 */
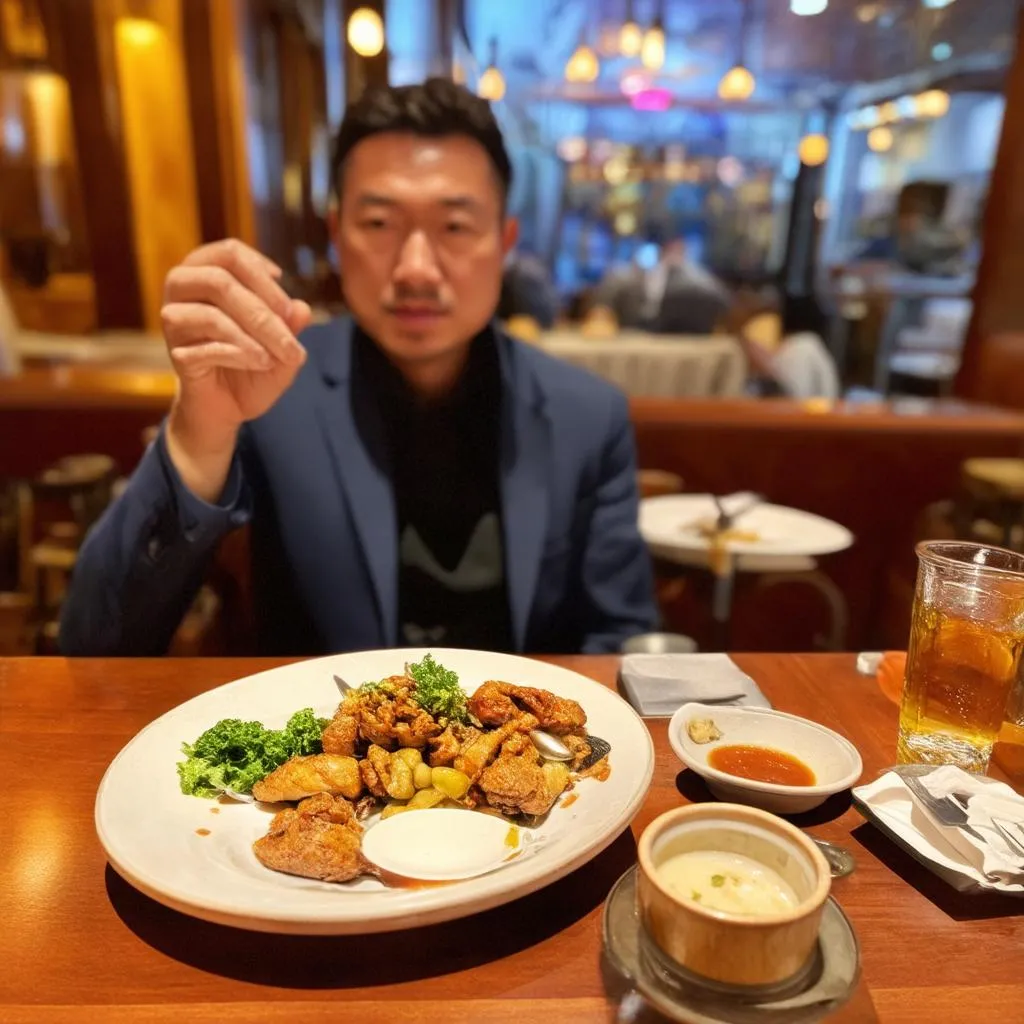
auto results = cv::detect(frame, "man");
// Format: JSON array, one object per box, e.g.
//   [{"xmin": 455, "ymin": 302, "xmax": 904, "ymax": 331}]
[
  {"xmin": 59, "ymin": 78, "xmax": 656, "ymax": 657},
  {"xmin": 593, "ymin": 238, "xmax": 729, "ymax": 335}
]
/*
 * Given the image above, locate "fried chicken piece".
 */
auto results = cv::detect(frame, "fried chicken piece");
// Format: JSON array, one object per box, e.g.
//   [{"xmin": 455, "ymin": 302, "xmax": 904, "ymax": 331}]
[
  {"xmin": 357, "ymin": 681, "xmax": 442, "ymax": 750},
  {"xmin": 253, "ymin": 793, "xmax": 369, "ymax": 883},
  {"xmin": 455, "ymin": 715, "xmax": 535, "ymax": 783},
  {"xmin": 251, "ymin": 753, "xmax": 363, "ymax": 802},
  {"xmin": 428, "ymin": 724, "xmax": 465, "ymax": 767},
  {"xmin": 359, "ymin": 743, "xmax": 393, "ymax": 799},
  {"xmin": 321, "ymin": 711, "xmax": 359, "ymax": 756},
  {"xmin": 468, "ymin": 681, "xmax": 587, "ymax": 735},
  {"xmin": 478, "ymin": 733, "xmax": 556, "ymax": 817}
]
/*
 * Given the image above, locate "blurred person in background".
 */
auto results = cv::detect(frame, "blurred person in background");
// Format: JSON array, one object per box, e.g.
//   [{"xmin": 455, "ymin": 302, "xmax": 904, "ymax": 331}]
[
  {"xmin": 499, "ymin": 246, "xmax": 558, "ymax": 330},
  {"xmin": 741, "ymin": 293, "xmax": 839, "ymax": 401},
  {"xmin": 590, "ymin": 236, "xmax": 730, "ymax": 335},
  {"xmin": 59, "ymin": 79, "xmax": 656, "ymax": 658}
]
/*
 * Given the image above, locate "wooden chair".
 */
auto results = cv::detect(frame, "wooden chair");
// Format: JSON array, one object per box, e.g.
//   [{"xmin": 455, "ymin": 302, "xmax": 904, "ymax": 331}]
[{"xmin": 959, "ymin": 458, "xmax": 1024, "ymax": 550}]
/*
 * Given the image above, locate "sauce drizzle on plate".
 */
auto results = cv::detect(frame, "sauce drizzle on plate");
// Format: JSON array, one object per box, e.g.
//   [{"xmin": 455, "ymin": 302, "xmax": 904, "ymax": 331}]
[{"xmin": 707, "ymin": 745, "xmax": 816, "ymax": 787}]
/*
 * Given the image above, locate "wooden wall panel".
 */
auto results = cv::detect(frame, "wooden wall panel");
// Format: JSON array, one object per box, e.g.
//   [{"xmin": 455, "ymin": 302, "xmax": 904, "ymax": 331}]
[
  {"xmin": 956, "ymin": 9, "xmax": 1024, "ymax": 404},
  {"xmin": 36, "ymin": 0, "xmax": 144, "ymax": 328}
]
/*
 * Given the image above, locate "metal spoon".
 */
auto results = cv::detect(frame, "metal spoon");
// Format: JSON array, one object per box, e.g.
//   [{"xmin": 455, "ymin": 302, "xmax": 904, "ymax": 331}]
[{"xmin": 811, "ymin": 837, "xmax": 856, "ymax": 878}]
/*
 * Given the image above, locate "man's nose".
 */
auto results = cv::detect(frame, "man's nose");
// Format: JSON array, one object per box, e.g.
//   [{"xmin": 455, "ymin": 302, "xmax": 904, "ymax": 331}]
[{"xmin": 393, "ymin": 230, "xmax": 442, "ymax": 287}]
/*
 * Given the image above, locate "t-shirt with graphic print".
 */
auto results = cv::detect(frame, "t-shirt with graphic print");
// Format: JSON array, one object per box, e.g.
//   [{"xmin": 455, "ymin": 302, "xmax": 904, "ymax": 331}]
[{"xmin": 352, "ymin": 326, "xmax": 513, "ymax": 652}]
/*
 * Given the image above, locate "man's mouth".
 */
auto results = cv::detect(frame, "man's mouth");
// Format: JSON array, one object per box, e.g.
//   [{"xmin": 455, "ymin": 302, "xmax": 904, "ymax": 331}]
[{"xmin": 389, "ymin": 306, "xmax": 447, "ymax": 328}]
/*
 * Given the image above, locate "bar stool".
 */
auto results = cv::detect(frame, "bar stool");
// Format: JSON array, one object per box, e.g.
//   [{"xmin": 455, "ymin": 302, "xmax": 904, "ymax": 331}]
[
  {"xmin": 960, "ymin": 458, "xmax": 1024, "ymax": 550},
  {"xmin": 28, "ymin": 454, "xmax": 117, "ymax": 648}
]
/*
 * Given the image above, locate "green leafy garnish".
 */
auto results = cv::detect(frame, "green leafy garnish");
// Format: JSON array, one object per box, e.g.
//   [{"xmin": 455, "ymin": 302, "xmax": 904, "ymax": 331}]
[
  {"xmin": 177, "ymin": 708, "xmax": 330, "ymax": 798},
  {"xmin": 407, "ymin": 654, "xmax": 468, "ymax": 723},
  {"xmin": 691, "ymin": 891, "xmax": 702, "ymax": 902},
  {"xmin": 711, "ymin": 874, "xmax": 726, "ymax": 887}
]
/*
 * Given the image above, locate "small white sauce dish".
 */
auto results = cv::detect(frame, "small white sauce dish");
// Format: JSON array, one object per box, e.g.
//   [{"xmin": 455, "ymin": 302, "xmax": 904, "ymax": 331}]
[{"xmin": 669, "ymin": 702, "xmax": 864, "ymax": 814}]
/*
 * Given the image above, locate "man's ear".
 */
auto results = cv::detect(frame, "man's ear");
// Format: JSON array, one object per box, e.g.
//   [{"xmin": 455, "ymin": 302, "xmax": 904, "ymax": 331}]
[{"xmin": 502, "ymin": 216, "xmax": 519, "ymax": 255}]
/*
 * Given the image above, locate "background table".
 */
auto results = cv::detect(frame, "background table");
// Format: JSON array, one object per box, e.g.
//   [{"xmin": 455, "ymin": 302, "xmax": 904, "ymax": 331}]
[
  {"xmin": 3, "ymin": 654, "xmax": 1023, "ymax": 1023},
  {"xmin": 541, "ymin": 330, "xmax": 747, "ymax": 398}
]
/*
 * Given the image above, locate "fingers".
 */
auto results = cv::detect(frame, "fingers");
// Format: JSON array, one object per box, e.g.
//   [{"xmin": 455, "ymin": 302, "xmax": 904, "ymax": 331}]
[
  {"xmin": 161, "ymin": 303, "xmax": 274, "ymax": 370},
  {"xmin": 164, "ymin": 266, "xmax": 303, "ymax": 367},
  {"xmin": 170, "ymin": 339, "xmax": 306, "ymax": 379},
  {"xmin": 182, "ymin": 238, "xmax": 282, "ymax": 280},
  {"xmin": 288, "ymin": 300, "xmax": 314, "ymax": 336}
]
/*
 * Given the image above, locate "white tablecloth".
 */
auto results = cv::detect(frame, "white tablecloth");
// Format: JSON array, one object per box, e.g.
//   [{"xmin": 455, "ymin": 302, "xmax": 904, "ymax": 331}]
[{"xmin": 540, "ymin": 331, "xmax": 746, "ymax": 398}]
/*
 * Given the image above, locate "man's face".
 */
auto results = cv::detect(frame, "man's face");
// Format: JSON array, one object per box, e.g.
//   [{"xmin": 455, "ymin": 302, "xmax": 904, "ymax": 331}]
[{"xmin": 334, "ymin": 132, "xmax": 516, "ymax": 376}]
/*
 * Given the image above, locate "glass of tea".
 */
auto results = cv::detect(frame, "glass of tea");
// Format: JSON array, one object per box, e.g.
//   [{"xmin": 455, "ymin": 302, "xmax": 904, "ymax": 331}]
[{"xmin": 898, "ymin": 541, "xmax": 1024, "ymax": 773}]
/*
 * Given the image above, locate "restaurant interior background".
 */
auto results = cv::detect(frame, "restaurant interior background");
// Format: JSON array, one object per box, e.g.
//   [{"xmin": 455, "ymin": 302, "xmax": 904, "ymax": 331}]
[{"xmin": 2, "ymin": 0, "xmax": 1024, "ymax": 658}]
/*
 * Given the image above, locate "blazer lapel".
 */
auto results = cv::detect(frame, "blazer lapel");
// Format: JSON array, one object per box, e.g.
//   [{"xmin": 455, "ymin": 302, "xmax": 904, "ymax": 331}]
[
  {"xmin": 312, "ymin": 320, "xmax": 398, "ymax": 647},
  {"xmin": 498, "ymin": 336, "xmax": 551, "ymax": 651}
]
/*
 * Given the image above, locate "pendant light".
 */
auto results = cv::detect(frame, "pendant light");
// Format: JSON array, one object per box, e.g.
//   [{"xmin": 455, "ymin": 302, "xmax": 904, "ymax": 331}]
[
  {"xmin": 477, "ymin": 38, "xmax": 505, "ymax": 101},
  {"xmin": 641, "ymin": 1, "xmax": 666, "ymax": 71},
  {"xmin": 719, "ymin": 1, "xmax": 756, "ymax": 101},
  {"xmin": 619, "ymin": 0, "xmax": 642, "ymax": 57},
  {"xmin": 566, "ymin": 29, "xmax": 600, "ymax": 83}
]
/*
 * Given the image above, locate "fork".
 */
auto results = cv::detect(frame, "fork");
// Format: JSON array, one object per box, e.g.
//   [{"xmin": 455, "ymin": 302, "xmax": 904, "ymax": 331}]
[
  {"xmin": 990, "ymin": 817, "xmax": 1024, "ymax": 858},
  {"xmin": 897, "ymin": 771, "xmax": 987, "ymax": 842}
]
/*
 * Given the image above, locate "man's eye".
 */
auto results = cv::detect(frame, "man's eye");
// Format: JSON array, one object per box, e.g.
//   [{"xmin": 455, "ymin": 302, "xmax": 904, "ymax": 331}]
[
  {"xmin": 363, "ymin": 218, "xmax": 389, "ymax": 230},
  {"xmin": 445, "ymin": 222, "xmax": 470, "ymax": 234}
]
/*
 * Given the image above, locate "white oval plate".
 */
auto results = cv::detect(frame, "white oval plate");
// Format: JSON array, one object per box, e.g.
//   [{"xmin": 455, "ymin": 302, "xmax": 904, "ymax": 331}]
[
  {"xmin": 95, "ymin": 649, "xmax": 654, "ymax": 934},
  {"xmin": 668, "ymin": 703, "xmax": 863, "ymax": 814},
  {"xmin": 640, "ymin": 495, "xmax": 854, "ymax": 559}
]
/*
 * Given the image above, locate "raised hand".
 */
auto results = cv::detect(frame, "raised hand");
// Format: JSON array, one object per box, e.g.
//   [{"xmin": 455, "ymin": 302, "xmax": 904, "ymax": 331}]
[{"xmin": 160, "ymin": 239, "xmax": 313, "ymax": 501}]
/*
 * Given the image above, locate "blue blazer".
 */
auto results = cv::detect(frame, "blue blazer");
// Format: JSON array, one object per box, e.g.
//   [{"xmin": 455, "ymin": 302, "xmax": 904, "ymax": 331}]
[{"xmin": 59, "ymin": 320, "xmax": 657, "ymax": 656}]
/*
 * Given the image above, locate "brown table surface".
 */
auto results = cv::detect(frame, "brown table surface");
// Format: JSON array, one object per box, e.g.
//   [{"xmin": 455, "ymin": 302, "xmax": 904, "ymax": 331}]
[{"xmin": 2, "ymin": 654, "xmax": 1022, "ymax": 1023}]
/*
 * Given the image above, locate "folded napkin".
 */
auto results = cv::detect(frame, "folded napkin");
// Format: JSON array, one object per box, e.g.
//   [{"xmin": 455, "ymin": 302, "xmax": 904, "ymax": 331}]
[
  {"xmin": 618, "ymin": 653, "xmax": 771, "ymax": 717},
  {"xmin": 854, "ymin": 765, "xmax": 1024, "ymax": 895}
]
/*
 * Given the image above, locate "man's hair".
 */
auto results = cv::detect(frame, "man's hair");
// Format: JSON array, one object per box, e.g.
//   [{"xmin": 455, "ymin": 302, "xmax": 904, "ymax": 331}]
[{"xmin": 331, "ymin": 77, "xmax": 513, "ymax": 203}]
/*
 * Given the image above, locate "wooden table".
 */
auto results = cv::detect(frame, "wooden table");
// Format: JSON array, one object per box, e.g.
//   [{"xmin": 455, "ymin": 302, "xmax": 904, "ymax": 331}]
[{"xmin": 2, "ymin": 654, "xmax": 1022, "ymax": 1023}]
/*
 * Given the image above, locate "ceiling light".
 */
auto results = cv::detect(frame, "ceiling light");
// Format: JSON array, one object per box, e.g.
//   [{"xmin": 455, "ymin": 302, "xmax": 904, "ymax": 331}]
[
  {"xmin": 867, "ymin": 126, "xmax": 894, "ymax": 152},
  {"xmin": 566, "ymin": 42, "xmax": 600, "ymax": 83},
  {"xmin": 790, "ymin": 0, "xmax": 828, "ymax": 14},
  {"xmin": 477, "ymin": 39, "xmax": 505, "ymax": 101},
  {"xmin": 347, "ymin": 7, "xmax": 384, "ymax": 57},
  {"xmin": 931, "ymin": 42, "xmax": 953, "ymax": 61},
  {"xmin": 718, "ymin": 65, "xmax": 756, "ymax": 101},
  {"xmin": 798, "ymin": 134, "xmax": 830, "ymax": 167},
  {"xmin": 640, "ymin": 19, "xmax": 665, "ymax": 71},
  {"xmin": 916, "ymin": 89, "xmax": 951, "ymax": 118}
]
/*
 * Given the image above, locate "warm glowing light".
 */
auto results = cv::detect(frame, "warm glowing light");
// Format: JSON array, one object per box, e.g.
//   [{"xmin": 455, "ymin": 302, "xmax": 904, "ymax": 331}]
[
  {"xmin": 798, "ymin": 134, "xmax": 830, "ymax": 167},
  {"xmin": 718, "ymin": 65, "xmax": 756, "ymax": 101},
  {"xmin": 478, "ymin": 66, "xmax": 505, "ymax": 101},
  {"xmin": 879, "ymin": 101, "xmax": 900, "ymax": 124},
  {"xmin": 640, "ymin": 25, "xmax": 665, "ymax": 70},
  {"xmin": 452, "ymin": 61, "xmax": 465, "ymax": 84},
  {"xmin": 117, "ymin": 18, "xmax": 160, "ymax": 47},
  {"xmin": 347, "ymin": 8, "xmax": 384, "ymax": 57},
  {"xmin": 604, "ymin": 155, "xmax": 631, "ymax": 185},
  {"xmin": 868, "ymin": 126, "xmax": 894, "ymax": 152},
  {"xmin": 916, "ymin": 89, "xmax": 950, "ymax": 118},
  {"xmin": 620, "ymin": 70, "xmax": 649, "ymax": 96},
  {"xmin": 620, "ymin": 22, "xmax": 643, "ymax": 57},
  {"xmin": 557, "ymin": 136, "xmax": 587, "ymax": 162},
  {"xmin": 566, "ymin": 44, "xmax": 600, "ymax": 83},
  {"xmin": 614, "ymin": 211, "xmax": 638, "ymax": 235},
  {"xmin": 856, "ymin": 2, "xmax": 881, "ymax": 21},
  {"xmin": 790, "ymin": 0, "xmax": 828, "ymax": 14}
]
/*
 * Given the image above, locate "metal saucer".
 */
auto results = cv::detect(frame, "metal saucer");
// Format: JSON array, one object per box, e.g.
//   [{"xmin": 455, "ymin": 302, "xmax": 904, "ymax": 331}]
[{"xmin": 602, "ymin": 865, "xmax": 861, "ymax": 1024}]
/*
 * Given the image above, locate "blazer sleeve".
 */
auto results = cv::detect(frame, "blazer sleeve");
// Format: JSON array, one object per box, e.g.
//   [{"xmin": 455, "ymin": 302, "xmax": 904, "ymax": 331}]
[
  {"xmin": 58, "ymin": 425, "xmax": 252, "ymax": 656},
  {"xmin": 578, "ymin": 392, "xmax": 658, "ymax": 653}
]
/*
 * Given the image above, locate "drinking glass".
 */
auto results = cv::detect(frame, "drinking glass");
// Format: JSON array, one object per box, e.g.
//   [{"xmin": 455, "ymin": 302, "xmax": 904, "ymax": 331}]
[{"xmin": 897, "ymin": 541, "xmax": 1024, "ymax": 773}]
